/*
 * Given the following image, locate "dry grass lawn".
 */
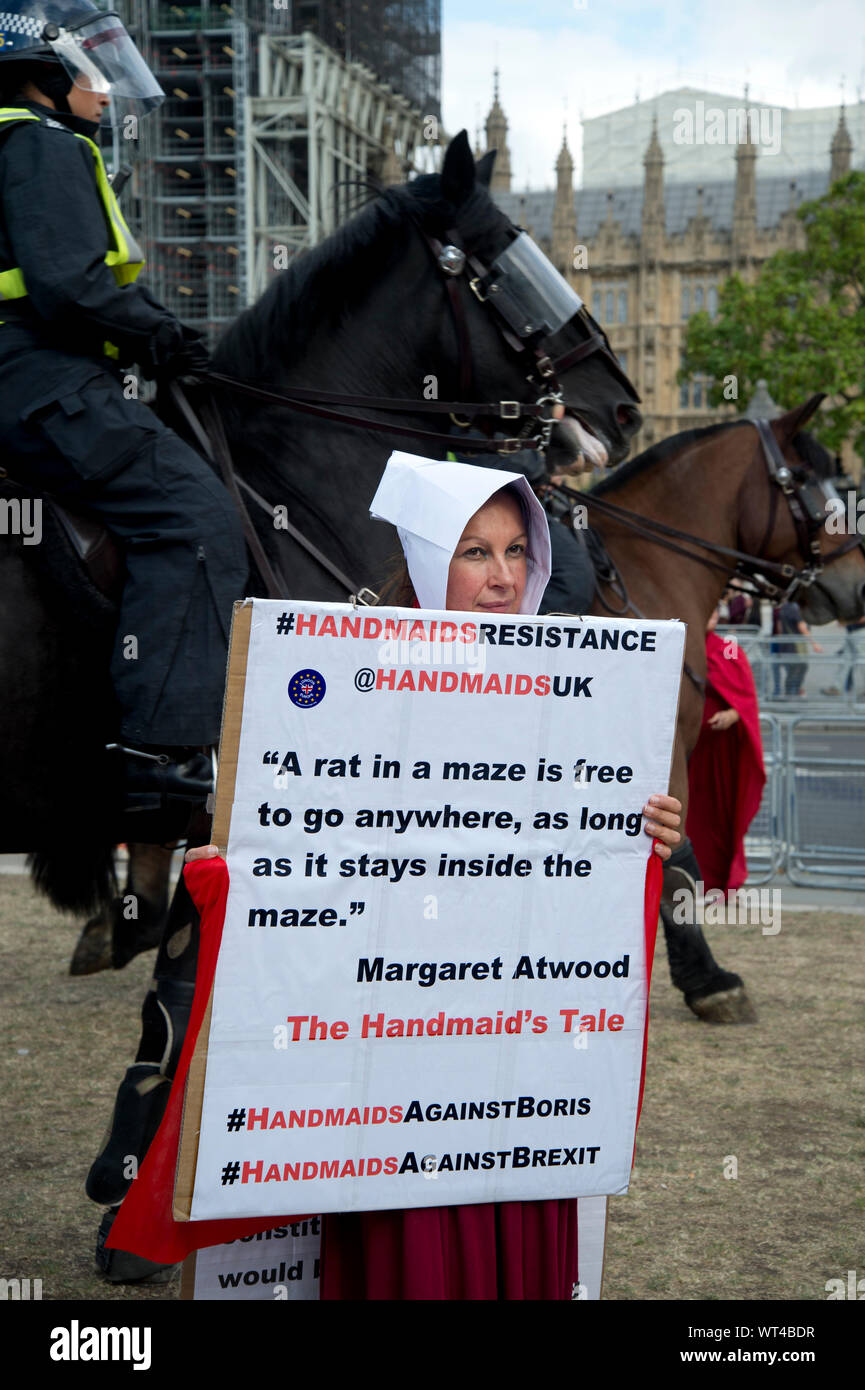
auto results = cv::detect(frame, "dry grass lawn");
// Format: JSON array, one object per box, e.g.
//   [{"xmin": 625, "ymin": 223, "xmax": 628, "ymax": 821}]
[{"xmin": 1, "ymin": 873, "xmax": 862, "ymax": 1302}]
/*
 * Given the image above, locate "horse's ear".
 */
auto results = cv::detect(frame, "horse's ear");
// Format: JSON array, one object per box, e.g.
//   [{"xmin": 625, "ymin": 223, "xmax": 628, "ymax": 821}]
[
  {"xmin": 441, "ymin": 130, "xmax": 476, "ymax": 206},
  {"xmin": 476, "ymin": 149, "xmax": 497, "ymax": 187},
  {"xmin": 776, "ymin": 393, "xmax": 826, "ymax": 441}
]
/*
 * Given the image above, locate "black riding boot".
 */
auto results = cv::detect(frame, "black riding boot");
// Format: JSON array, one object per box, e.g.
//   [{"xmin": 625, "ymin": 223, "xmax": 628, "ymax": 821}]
[
  {"xmin": 89, "ymin": 831, "xmax": 203, "ymax": 1281},
  {"xmin": 659, "ymin": 838, "xmax": 756, "ymax": 1023}
]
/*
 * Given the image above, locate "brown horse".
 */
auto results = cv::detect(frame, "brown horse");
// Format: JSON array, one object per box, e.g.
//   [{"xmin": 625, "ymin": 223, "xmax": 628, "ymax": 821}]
[{"xmin": 577, "ymin": 394, "xmax": 865, "ymax": 1020}]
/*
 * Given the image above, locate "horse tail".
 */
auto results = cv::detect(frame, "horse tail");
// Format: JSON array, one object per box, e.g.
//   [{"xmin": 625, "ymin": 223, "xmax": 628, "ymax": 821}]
[{"xmin": 27, "ymin": 842, "xmax": 117, "ymax": 916}]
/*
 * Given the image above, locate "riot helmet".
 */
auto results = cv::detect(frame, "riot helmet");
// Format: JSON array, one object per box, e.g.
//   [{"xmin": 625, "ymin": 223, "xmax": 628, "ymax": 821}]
[{"xmin": 0, "ymin": 0, "xmax": 163, "ymax": 125}]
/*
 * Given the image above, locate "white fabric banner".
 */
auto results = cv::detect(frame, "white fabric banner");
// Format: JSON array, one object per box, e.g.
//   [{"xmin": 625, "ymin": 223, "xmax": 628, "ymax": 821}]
[{"xmin": 189, "ymin": 600, "xmax": 683, "ymax": 1220}]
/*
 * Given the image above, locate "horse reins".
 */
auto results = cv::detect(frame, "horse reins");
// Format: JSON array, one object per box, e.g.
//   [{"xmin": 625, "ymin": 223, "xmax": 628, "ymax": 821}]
[
  {"xmin": 556, "ymin": 420, "xmax": 863, "ymax": 611},
  {"xmin": 194, "ymin": 218, "xmax": 635, "ymax": 461},
  {"xmin": 168, "ymin": 214, "xmax": 640, "ymax": 598}
]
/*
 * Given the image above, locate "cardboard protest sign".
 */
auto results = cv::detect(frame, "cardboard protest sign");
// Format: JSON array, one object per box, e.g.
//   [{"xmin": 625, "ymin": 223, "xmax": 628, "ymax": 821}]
[
  {"xmin": 184, "ymin": 1220, "xmax": 321, "ymax": 1302},
  {"xmin": 177, "ymin": 599, "xmax": 683, "ymax": 1221},
  {"xmin": 181, "ymin": 1201, "xmax": 607, "ymax": 1301}
]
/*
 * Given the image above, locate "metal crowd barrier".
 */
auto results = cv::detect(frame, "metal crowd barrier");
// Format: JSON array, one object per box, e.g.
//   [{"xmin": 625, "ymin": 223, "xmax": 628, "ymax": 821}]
[
  {"xmin": 741, "ymin": 713, "xmax": 785, "ymax": 885},
  {"xmin": 785, "ymin": 716, "xmax": 865, "ymax": 888},
  {"xmin": 698, "ymin": 635, "xmax": 865, "ymax": 886},
  {"xmin": 715, "ymin": 627, "xmax": 865, "ymax": 711},
  {"xmin": 736, "ymin": 712, "xmax": 865, "ymax": 889}
]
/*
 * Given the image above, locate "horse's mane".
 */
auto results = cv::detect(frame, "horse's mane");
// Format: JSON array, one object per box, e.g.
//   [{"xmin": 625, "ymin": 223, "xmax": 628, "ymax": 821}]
[
  {"xmin": 591, "ymin": 419, "xmax": 742, "ymax": 495},
  {"xmin": 592, "ymin": 417, "xmax": 834, "ymax": 494},
  {"xmin": 214, "ymin": 173, "xmax": 512, "ymax": 382}
]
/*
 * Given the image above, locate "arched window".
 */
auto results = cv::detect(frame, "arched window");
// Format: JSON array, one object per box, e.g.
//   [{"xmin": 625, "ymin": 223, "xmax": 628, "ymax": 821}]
[
  {"xmin": 605, "ymin": 289, "xmax": 614, "ymax": 322},
  {"xmin": 681, "ymin": 284, "xmax": 690, "ymax": 318},
  {"xmin": 708, "ymin": 285, "xmax": 718, "ymax": 317},
  {"xmin": 592, "ymin": 290, "xmax": 602, "ymax": 319},
  {"xmin": 694, "ymin": 285, "xmax": 704, "ymax": 312},
  {"xmin": 617, "ymin": 290, "xmax": 627, "ymax": 323},
  {"xmin": 693, "ymin": 379, "xmax": 703, "ymax": 408},
  {"xmin": 679, "ymin": 381, "xmax": 689, "ymax": 409}
]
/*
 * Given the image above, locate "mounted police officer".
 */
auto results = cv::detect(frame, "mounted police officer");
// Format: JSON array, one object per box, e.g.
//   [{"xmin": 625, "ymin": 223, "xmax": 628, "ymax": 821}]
[{"xmin": 0, "ymin": 0, "xmax": 248, "ymax": 817}]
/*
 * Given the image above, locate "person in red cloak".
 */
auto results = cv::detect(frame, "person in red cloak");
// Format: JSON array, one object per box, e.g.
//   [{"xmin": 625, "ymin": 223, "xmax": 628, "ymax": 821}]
[
  {"xmin": 107, "ymin": 456, "xmax": 683, "ymax": 1299},
  {"xmin": 686, "ymin": 610, "xmax": 766, "ymax": 893}
]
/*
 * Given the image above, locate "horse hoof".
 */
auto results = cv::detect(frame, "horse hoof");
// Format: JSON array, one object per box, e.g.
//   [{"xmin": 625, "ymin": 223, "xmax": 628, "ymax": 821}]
[
  {"xmin": 685, "ymin": 981, "xmax": 757, "ymax": 1024},
  {"xmin": 69, "ymin": 916, "xmax": 113, "ymax": 976},
  {"xmin": 95, "ymin": 1207, "xmax": 179, "ymax": 1285},
  {"xmin": 69, "ymin": 900, "xmax": 165, "ymax": 976}
]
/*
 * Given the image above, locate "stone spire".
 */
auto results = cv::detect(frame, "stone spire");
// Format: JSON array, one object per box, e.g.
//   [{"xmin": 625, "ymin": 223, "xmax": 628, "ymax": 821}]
[
  {"xmin": 733, "ymin": 89, "xmax": 758, "ymax": 262},
  {"xmin": 473, "ymin": 103, "xmax": 483, "ymax": 162},
  {"xmin": 484, "ymin": 68, "xmax": 512, "ymax": 192},
  {"xmin": 642, "ymin": 113, "xmax": 665, "ymax": 250},
  {"xmin": 830, "ymin": 103, "xmax": 853, "ymax": 183},
  {"xmin": 551, "ymin": 125, "xmax": 577, "ymax": 275}
]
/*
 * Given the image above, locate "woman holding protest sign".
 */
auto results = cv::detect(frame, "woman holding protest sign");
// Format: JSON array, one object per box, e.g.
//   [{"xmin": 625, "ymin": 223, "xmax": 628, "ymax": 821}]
[{"xmin": 176, "ymin": 454, "xmax": 682, "ymax": 1301}]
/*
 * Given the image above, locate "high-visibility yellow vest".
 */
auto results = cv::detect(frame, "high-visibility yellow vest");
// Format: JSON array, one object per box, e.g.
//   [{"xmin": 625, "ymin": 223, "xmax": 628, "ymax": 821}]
[{"xmin": 0, "ymin": 106, "xmax": 145, "ymax": 359}]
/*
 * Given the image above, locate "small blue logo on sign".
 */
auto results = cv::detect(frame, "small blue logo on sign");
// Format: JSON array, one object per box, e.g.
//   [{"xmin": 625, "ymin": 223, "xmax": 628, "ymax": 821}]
[{"xmin": 288, "ymin": 668, "xmax": 326, "ymax": 708}]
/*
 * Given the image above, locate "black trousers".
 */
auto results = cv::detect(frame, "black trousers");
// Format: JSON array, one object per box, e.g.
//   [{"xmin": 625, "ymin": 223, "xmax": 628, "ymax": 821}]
[{"xmin": 2, "ymin": 355, "xmax": 248, "ymax": 746}]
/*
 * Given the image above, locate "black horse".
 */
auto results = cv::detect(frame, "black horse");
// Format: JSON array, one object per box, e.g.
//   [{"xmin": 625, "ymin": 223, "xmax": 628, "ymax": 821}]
[
  {"xmin": 1, "ymin": 131, "xmax": 639, "ymax": 924},
  {"xmin": 1, "ymin": 133, "xmax": 649, "ymax": 1274},
  {"xmin": 207, "ymin": 132, "xmax": 639, "ymax": 599}
]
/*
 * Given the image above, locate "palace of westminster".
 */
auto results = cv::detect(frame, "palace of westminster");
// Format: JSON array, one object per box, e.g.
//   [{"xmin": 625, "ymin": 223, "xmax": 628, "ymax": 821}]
[{"xmin": 477, "ymin": 79, "xmax": 860, "ymax": 462}]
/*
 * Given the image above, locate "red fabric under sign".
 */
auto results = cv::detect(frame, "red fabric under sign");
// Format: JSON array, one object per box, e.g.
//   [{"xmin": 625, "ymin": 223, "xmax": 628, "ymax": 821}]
[
  {"xmin": 108, "ymin": 852, "xmax": 663, "ymax": 1298},
  {"xmin": 686, "ymin": 631, "xmax": 766, "ymax": 892}
]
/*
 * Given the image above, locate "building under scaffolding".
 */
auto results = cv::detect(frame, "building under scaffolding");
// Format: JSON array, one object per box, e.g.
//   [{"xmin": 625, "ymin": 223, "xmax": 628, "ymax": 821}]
[
  {"xmin": 292, "ymin": 1, "xmax": 441, "ymax": 117},
  {"xmin": 116, "ymin": 0, "xmax": 440, "ymax": 341},
  {"xmin": 244, "ymin": 30, "xmax": 433, "ymax": 302}
]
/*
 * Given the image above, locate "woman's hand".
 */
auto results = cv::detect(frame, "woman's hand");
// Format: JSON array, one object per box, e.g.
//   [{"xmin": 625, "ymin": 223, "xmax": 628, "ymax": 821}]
[
  {"xmin": 185, "ymin": 844, "xmax": 220, "ymax": 862},
  {"xmin": 643, "ymin": 794, "xmax": 682, "ymax": 862},
  {"xmin": 708, "ymin": 708, "xmax": 739, "ymax": 731}
]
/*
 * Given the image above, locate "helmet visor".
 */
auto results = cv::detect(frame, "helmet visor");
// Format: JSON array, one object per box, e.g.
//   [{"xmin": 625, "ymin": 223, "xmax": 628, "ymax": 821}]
[{"xmin": 49, "ymin": 14, "xmax": 164, "ymax": 123}]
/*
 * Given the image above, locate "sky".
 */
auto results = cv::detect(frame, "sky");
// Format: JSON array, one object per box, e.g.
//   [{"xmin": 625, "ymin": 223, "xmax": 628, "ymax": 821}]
[{"xmin": 441, "ymin": 0, "xmax": 865, "ymax": 188}]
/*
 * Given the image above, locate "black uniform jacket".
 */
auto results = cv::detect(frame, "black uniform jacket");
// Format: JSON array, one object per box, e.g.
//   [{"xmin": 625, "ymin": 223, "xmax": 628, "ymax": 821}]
[{"xmin": 0, "ymin": 101, "xmax": 187, "ymax": 421}]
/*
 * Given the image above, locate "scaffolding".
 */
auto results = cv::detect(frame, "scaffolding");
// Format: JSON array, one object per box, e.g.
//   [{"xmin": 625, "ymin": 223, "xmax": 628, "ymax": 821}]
[
  {"xmin": 122, "ymin": 1, "xmax": 262, "ymax": 335},
  {"xmin": 117, "ymin": 1, "xmax": 440, "ymax": 340},
  {"xmin": 291, "ymin": 0, "xmax": 441, "ymax": 117},
  {"xmin": 245, "ymin": 30, "xmax": 433, "ymax": 302}
]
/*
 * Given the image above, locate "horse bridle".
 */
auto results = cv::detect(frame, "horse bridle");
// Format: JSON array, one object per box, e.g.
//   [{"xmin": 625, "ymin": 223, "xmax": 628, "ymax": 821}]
[
  {"xmin": 748, "ymin": 417, "xmax": 861, "ymax": 598},
  {"xmin": 420, "ymin": 226, "xmax": 638, "ymax": 454},
  {"xmin": 202, "ymin": 222, "xmax": 637, "ymax": 460},
  {"xmin": 553, "ymin": 418, "xmax": 863, "ymax": 611}
]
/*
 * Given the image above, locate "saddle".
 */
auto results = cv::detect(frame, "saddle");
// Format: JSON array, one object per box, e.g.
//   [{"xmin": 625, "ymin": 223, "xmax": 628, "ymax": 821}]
[{"xmin": 0, "ymin": 472, "xmax": 123, "ymax": 603}]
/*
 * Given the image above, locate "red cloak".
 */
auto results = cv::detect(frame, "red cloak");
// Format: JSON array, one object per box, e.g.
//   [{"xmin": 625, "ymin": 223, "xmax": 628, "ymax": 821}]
[
  {"xmin": 685, "ymin": 631, "xmax": 766, "ymax": 892},
  {"xmin": 108, "ymin": 853, "xmax": 663, "ymax": 1299}
]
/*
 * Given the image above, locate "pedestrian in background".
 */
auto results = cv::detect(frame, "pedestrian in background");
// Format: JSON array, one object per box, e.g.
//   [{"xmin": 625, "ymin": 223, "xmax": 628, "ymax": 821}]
[{"xmin": 770, "ymin": 600, "xmax": 823, "ymax": 697}]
